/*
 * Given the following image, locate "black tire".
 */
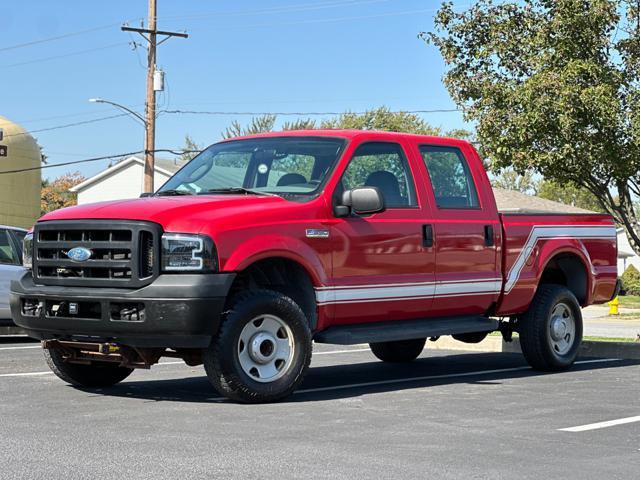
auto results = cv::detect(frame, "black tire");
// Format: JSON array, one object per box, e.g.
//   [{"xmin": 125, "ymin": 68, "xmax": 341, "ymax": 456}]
[
  {"xmin": 369, "ymin": 338, "xmax": 426, "ymax": 363},
  {"xmin": 519, "ymin": 284, "xmax": 583, "ymax": 371},
  {"xmin": 43, "ymin": 348, "xmax": 134, "ymax": 387},
  {"xmin": 203, "ymin": 289, "xmax": 312, "ymax": 403}
]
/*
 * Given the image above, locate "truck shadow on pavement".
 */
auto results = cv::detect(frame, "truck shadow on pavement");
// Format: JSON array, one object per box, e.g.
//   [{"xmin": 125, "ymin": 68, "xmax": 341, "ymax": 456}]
[{"xmin": 83, "ymin": 352, "xmax": 639, "ymax": 404}]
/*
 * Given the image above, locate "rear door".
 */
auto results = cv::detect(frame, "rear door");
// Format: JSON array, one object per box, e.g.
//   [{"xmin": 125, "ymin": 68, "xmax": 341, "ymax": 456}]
[
  {"xmin": 416, "ymin": 143, "xmax": 501, "ymax": 317},
  {"xmin": 0, "ymin": 228, "xmax": 24, "ymax": 320},
  {"xmin": 328, "ymin": 141, "xmax": 435, "ymax": 325}
]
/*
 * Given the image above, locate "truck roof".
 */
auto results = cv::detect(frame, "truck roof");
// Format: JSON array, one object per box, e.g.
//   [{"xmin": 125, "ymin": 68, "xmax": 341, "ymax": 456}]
[{"xmin": 222, "ymin": 129, "xmax": 474, "ymax": 148}]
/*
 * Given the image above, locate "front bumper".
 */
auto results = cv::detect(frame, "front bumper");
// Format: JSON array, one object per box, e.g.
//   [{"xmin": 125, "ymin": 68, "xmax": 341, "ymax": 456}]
[{"xmin": 10, "ymin": 272, "xmax": 236, "ymax": 348}]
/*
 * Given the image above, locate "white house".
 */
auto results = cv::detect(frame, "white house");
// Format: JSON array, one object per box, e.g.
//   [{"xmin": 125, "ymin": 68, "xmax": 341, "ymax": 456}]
[
  {"xmin": 616, "ymin": 228, "xmax": 639, "ymax": 274},
  {"xmin": 70, "ymin": 156, "xmax": 186, "ymax": 205}
]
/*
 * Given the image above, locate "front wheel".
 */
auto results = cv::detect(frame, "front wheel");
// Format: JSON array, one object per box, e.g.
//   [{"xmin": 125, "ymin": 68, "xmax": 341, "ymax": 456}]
[
  {"xmin": 518, "ymin": 284, "xmax": 583, "ymax": 371},
  {"xmin": 43, "ymin": 348, "xmax": 133, "ymax": 387},
  {"xmin": 203, "ymin": 290, "xmax": 312, "ymax": 403}
]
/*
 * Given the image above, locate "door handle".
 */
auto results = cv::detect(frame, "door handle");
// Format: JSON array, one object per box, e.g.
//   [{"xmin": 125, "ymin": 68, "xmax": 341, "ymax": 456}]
[
  {"xmin": 422, "ymin": 224, "xmax": 434, "ymax": 248},
  {"xmin": 484, "ymin": 225, "xmax": 494, "ymax": 247}
]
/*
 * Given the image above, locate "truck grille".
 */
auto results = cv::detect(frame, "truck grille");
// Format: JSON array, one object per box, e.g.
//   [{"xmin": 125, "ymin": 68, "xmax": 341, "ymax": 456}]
[{"xmin": 33, "ymin": 220, "xmax": 162, "ymax": 288}]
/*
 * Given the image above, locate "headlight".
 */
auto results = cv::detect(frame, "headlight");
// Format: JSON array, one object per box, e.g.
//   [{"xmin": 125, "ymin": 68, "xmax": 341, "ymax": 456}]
[
  {"xmin": 22, "ymin": 232, "xmax": 33, "ymax": 269},
  {"xmin": 161, "ymin": 234, "xmax": 217, "ymax": 272}
]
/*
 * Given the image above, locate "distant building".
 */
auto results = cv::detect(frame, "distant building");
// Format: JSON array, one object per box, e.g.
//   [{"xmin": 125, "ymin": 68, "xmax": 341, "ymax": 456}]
[
  {"xmin": 70, "ymin": 155, "xmax": 186, "ymax": 205},
  {"xmin": 0, "ymin": 115, "xmax": 41, "ymax": 229}
]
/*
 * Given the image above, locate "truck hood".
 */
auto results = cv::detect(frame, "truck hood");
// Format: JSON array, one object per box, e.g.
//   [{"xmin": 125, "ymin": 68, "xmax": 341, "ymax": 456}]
[{"xmin": 39, "ymin": 195, "xmax": 290, "ymax": 233}]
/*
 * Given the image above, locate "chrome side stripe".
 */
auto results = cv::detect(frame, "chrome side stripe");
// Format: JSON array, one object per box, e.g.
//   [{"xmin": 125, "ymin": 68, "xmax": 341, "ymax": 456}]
[
  {"xmin": 315, "ymin": 278, "xmax": 502, "ymax": 305},
  {"xmin": 504, "ymin": 225, "xmax": 616, "ymax": 293}
]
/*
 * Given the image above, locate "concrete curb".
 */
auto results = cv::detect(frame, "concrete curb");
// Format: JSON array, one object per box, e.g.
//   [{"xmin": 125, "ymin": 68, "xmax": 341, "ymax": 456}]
[{"xmin": 430, "ymin": 335, "xmax": 640, "ymax": 360}]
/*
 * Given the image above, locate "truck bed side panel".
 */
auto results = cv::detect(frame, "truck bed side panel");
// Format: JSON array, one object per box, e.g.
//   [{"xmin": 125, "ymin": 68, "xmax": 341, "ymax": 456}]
[{"xmin": 496, "ymin": 213, "xmax": 617, "ymax": 316}]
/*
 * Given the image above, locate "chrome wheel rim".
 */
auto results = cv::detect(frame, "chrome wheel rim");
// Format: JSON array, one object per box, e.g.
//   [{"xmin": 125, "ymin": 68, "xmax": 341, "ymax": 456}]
[
  {"xmin": 238, "ymin": 314, "xmax": 295, "ymax": 383},
  {"xmin": 548, "ymin": 302, "xmax": 576, "ymax": 356}
]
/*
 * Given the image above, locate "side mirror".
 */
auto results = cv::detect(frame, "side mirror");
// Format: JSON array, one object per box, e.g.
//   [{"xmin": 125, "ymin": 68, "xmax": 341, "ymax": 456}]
[
  {"xmin": 338, "ymin": 187, "xmax": 385, "ymax": 216},
  {"xmin": 140, "ymin": 192, "xmax": 153, "ymax": 198}
]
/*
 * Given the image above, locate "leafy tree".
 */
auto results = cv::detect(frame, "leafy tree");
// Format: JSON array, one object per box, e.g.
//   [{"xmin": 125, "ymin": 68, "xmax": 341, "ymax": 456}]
[
  {"xmin": 180, "ymin": 135, "xmax": 202, "ymax": 162},
  {"xmin": 222, "ymin": 115, "xmax": 276, "ymax": 139},
  {"xmin": 41, "ymin": 172, "xmax": 85, "ymax": 215},
  {"xmin": 537, "ymin": 179, "xmax": 605, "ymax": 212},
  {"xmin": 320, "ymin": 107, "xmax": 442, "ymax": 135},
  {"xmin": 425, "ymin": 0, "xmax": 640, "ymax": 253},
  {"xmin": 492, "ymin": 168, "xmax": 538, "ymax": 195},
  {"xmin": 282, "ymin": 118, "xmax": 317, "ymax": 130}
]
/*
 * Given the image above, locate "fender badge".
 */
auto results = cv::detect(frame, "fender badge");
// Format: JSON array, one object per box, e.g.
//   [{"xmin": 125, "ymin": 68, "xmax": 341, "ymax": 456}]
[{"xmin": 305, "ymin": 229, "xmax": 329, "ymax": 239}]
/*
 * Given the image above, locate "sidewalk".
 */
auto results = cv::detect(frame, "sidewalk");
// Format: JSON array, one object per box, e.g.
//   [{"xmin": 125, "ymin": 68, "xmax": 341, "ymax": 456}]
[{"xmin": 582, "ymin": 306, "xmax": 640, "ymax": 340}]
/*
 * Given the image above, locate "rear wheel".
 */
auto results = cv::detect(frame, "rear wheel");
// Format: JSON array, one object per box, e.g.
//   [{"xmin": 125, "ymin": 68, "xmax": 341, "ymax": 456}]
[
  {"xmin": 369, "ymin": 338, "xmax": 426, "ymax": 363},
  {"xmin": 203, "ymin": 290, "xmax": 312, "ymax": 403},
  {"xmin": 519, "ymin": 284, "xmax": 583, "ymax": 371},
  {"xmin": 43, "ymin": 348, "xmax": 133, "ymax": 387}
]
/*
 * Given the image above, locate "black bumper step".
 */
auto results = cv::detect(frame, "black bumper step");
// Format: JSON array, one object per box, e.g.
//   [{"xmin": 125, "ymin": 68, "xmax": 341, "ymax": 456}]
[{"xmin": 314, "ymin": 316, "xmax": 499, "ymax": 345}]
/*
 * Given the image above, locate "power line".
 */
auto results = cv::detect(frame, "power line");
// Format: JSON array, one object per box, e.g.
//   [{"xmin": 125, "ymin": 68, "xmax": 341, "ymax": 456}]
[
  {"xmin": 0, "ymin": 24, "xmax": 121, "ymax": 52},
  {"xmin": 3, "ymin": 114, "xmax": 129, "ymax": 138},
  {"xmin": 3, "ymin": 108, "xmax": 460, "ymax": 141},
  {"xmin": 159, "ymin": 0, "xmax": 392, "ymax": 22},
  {"xmin": 162, "ymin": 108, "xmax": 460, "ymax": 116},
  {"xmin": 0, "ymin": 150, "xmax": 144, "ymax": 174},
  {"xmin": 0, "ymin": 149, "xmax": 195, "ymax": 175},
  {"xmin": 3, "ymin": 42, "xmax": 128, "ymax": 69}
]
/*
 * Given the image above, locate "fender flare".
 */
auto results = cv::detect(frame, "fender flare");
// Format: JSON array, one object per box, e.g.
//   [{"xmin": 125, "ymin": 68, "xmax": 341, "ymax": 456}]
[{"xmin": 221, "ymin": 234, "xmax": 329, "ymax": 287}]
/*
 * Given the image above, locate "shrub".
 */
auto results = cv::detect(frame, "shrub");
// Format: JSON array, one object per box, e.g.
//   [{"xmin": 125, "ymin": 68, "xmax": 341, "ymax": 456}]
[{"xmin": 621, "ymin": 265, "xmax": 640, "ymax": 296}]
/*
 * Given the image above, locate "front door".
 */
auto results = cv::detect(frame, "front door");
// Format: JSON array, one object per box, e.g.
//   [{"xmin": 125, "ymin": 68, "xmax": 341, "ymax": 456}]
[
  {"xmin": 327, "ymin": 141, "xmax": 435, "ymax": 325},
  {"xmin": 416, "ymin": 143, "xmax": 501, "ymax": 317}
]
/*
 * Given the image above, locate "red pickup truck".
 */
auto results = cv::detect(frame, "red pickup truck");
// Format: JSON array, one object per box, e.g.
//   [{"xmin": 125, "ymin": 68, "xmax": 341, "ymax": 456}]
[{"xmin": 11, "ymin": 130, "xmax": 618, "ymax": 402}]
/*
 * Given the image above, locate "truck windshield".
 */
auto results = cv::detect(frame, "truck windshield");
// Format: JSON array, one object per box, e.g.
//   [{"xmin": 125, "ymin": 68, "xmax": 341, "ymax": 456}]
[{"xmin": 158, "ymin": 136, "xmax": 346, "ymax": 197}]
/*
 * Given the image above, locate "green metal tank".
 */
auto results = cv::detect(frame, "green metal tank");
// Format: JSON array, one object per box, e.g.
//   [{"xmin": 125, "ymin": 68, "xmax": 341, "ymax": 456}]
[{"xmin": 0, "ymin": 116, "xmax": 41, "ymax": 229}]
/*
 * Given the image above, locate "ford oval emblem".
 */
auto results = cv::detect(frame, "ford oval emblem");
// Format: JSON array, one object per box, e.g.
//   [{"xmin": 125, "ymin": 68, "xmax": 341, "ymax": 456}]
[{"xmin": 66, "ymin": 247, "xmax": 92, "ymax": 262}]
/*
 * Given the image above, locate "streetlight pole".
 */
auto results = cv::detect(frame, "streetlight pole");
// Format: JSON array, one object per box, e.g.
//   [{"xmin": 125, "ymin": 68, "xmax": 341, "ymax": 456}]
[{"xmin": 88, "ymin": 98, "xmax": 146, "ymax": 126}]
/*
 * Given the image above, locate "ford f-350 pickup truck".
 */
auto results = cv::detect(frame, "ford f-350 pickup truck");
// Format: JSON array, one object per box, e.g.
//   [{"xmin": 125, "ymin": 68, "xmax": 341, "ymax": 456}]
[{"xmin": 11, "ymin": 130, "xmax": 618, "ymax": 403}]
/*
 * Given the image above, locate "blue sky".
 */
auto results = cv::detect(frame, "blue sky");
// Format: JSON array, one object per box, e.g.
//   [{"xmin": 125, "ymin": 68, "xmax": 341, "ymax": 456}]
[{"xmin": 2, "ymin": 0, "xmax": 472, "ymax": 181}]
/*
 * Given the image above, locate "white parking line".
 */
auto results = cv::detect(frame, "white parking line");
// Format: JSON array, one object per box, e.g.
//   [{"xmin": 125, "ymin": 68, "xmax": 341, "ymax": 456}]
[
  {"xmin": 0, "ymin": 354, "xmax": 622, "ymax": 382},
  {"xmin": 0, "ymin": 345, "xmax": 41, "ymax": 351},
  {"xmin": 0, "ymin": 349, "xmax": 370, "ymax": 378},
  {"xmin": 559, "ymin": 416, "xmax": 640, "ymax": 432},
  {"xmin": 294, "ymin": 358, "xmax": 622, "ymax": 395}
]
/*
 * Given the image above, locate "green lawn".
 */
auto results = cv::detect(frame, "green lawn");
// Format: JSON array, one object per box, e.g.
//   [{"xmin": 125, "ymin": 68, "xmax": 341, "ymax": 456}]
[
  {"xmin": 489, "ymin": 331, "xmax": 636, "ymax": 343},
  {"xmin": 617, "ymin": 295, "xmax": 640, "ymax": 309},
  {"xmin": 583, "ymin": 335, "xmax": 637, "ymax": 343}
]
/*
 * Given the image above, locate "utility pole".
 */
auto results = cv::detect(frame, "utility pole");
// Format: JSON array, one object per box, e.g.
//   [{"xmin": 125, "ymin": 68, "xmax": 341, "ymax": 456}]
[{"xmin": 122, "ymin": 0, "xmax": 187, "ymax": 193}]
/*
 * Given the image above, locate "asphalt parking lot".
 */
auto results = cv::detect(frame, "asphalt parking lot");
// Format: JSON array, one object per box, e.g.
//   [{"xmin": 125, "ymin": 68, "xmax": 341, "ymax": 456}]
[{"xmin": 1, "ymin": 338, "xmax": 638, "ymax": 480}]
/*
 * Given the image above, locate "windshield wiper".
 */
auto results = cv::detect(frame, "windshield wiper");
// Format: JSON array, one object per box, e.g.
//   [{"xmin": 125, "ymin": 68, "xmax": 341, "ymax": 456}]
[
  {"xmin": 155, "ymin": 189, "xmax": 193, "ymax": 196},
  {"xmin": 203, "ymin": 187, "xmax": 276, "ymax": 197}
]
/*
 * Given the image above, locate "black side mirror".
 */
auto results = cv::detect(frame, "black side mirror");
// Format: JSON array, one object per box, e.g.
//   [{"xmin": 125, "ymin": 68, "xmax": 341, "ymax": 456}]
[
  {"xmin": 140, "ymin": 192, "xmax": 153, "ymax": 198},
  {"xmin": 337, "ymin": 187, "xmax": 385, "ymax": 216}
]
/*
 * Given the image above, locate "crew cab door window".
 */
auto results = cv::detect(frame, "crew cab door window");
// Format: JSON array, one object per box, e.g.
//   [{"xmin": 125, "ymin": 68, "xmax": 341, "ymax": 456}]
[
  {"xmin": 420, "ymin": 146, "xmax": 479, "ymax": 209},
  {"xmin": 341, "ymin": 142, "xmax": 416, "ymax": 207}
]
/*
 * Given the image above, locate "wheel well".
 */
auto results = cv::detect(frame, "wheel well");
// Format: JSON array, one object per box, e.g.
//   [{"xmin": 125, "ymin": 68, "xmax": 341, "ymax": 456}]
[
  {"xmin": 539, "ymin": 254, "xmax": 588, "ymax": 305},
  {"xmin": 228, "ymin": 258, "xmax": 317, "ymax": 330}
]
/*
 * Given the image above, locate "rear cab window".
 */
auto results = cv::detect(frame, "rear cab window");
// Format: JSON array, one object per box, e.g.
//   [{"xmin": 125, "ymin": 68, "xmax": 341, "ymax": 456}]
[{"xmin": 419, "ymin": 145, "xmax": 479, "ymax": 209}]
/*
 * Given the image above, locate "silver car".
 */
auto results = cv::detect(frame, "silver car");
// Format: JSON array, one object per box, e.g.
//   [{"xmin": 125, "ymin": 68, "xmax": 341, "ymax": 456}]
[{"xmin": 0, "ymin": 226, "xmax": 27, "ymax": 325}]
